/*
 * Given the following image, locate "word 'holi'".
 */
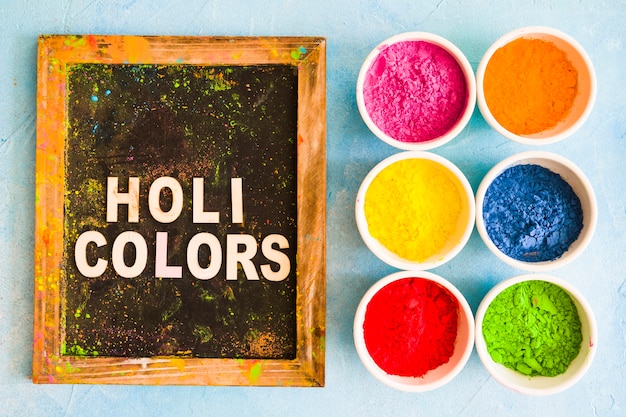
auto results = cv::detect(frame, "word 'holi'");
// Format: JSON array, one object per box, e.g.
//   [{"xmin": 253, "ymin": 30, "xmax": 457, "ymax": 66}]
[{"xmin": 74, "ymin": 176, "xmax": 291, "ymax": 281}]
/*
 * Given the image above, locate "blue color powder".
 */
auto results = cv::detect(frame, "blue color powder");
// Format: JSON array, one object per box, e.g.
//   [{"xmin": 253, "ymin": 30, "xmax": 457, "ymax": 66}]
[{"xmin": 482, "ymin": 164, "xmax": 583, "ymax": 262}]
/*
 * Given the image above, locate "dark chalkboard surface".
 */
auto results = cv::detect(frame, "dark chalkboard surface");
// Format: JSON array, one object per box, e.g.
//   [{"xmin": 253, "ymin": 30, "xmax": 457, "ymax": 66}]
[
  {"xmin": 64, "ymin": 63, "xmax": 298, "ymax": 359},
  {"xmin": 34, "ymin": 35, "xmax": 326, "ymax": 386}
]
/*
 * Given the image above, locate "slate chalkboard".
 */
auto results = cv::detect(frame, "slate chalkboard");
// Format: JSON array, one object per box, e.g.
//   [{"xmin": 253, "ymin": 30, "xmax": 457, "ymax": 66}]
[{"xmin": 34, "ymin": 35, "xmax": 326, "ymax": 386}]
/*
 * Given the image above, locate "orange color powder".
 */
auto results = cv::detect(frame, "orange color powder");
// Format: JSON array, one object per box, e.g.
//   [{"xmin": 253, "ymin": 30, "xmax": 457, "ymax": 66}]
[{"xmin": 483, "ymin": 38, "xmax": 578, "ymax": 135}]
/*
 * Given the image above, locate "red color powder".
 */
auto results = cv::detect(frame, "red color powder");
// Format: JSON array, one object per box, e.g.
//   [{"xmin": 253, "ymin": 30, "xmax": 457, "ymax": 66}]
[
  {"xmin": 363, "ymin": 40, "xmax": 468, "ymax": 143},
  {"xmin": 363, "ymin": 277, "xmax": 459, "ymax": 377}
]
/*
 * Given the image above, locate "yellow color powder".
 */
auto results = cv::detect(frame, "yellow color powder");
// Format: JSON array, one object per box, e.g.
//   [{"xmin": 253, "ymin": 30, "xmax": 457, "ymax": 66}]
[
  {"xmin": 483, "ymin": 38, "xmax": 578, "ymax": 135},
  {"xmin": 364, "ymin": 158, "xmax": 465, "ymax": 262}
]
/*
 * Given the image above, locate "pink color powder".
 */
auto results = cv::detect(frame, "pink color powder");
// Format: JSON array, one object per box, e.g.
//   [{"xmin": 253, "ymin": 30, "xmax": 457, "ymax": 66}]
[{"xmin": 363, "ymin": 40, "xmax": 468, "ymax": 143}]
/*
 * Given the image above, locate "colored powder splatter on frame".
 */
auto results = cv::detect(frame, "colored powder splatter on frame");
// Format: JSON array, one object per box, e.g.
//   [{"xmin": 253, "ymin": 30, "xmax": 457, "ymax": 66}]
[
  {"xmin": 362, "ymin": 40, "xmax": 468, "ymax": 143},
  {"xmin": 482, "ymin": 164, "xmax": 583, "ymax": 262},
  {"xmin": 363, "ymin": 277, "xmax": 459, "ymax": 377},
  {"xmin": 364, "ymin": 158, "xmax": 465, "ymax": 262},
  {"xmin": 482, "ymin": 280, "xmax": 582, "ymax": 377}
]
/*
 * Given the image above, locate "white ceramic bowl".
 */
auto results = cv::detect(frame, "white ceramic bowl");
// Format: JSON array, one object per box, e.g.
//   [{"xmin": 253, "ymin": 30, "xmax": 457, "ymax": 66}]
[
  {"xmin": 475, "ymin": 151, "xmax": 596, "ymax": 272},
  {"xmin": 476, "ymin": 26, "xmax": 596, "ymax": 145},
  {"xmin": 356, "ymin": 151, "xmax": 475, "ymax": 270},
  {"xmin": 475, "ymin": 274, "xmax": 597, "ymax": 396},
  {"xmin": 356, "ymin": 32, "xmax": 476, "ymax": 150},
  {"xmin": 354, "ymin": 270, "xmax": 475, "ymax": 392}
]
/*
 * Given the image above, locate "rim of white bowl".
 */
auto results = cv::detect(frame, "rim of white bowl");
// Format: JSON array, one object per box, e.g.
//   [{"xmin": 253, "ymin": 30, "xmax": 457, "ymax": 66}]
[
  {"xmin": 356, "ymin": 151, "xmax": 476, "ymax": 270},
  {"xmin": 476, "ymin": 26, "xmax": 597, "ymax": 145},
  {"xmin": 474, "ymin": 274, "xmax": 598, "ymax": 396},
  {"xmin": 354, "ymin": 270, "xmax": 475, "ymax": 392},
  {"xmin": 356, "ymin": 31, "xmax": 476, "ymax": 151},
  {"xmin": 475, "ymin": 151, "xmax": 597, "ymax": 271}
]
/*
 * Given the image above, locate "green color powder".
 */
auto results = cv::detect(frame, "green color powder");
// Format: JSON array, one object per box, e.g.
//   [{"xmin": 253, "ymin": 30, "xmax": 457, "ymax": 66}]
[{"xmin": 482, "ymin": 280, "xmax": 582, "ymax": 377}]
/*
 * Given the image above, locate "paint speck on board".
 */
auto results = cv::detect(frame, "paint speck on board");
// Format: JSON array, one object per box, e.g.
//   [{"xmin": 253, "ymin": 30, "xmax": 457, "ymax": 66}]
[{"xmin": 248, "ymin": 362, "xmax": 262, "ymax": 383}]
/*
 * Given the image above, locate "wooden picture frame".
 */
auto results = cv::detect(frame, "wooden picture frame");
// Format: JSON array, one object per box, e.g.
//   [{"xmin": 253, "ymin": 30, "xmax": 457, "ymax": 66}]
[{"xmin": 33, "ymin": 35, "xmax": 326, "ymax": 386}]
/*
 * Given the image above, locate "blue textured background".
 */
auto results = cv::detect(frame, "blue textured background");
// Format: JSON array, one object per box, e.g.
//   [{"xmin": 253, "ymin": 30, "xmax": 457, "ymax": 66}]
[{"xmin": 1, "ymin": 1, "xmax": 624, "ymax": 416}]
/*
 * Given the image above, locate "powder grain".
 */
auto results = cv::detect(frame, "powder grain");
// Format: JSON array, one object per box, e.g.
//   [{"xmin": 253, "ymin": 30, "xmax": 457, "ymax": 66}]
[
  {"xmin": 364, "ymin": 158, "xmax": 464, "ymax": 262},
  {"xmin": 363, "ymin": 277, "xmax": 459, "ymax": 377},
  {"xmin": 482, "ymin": 280, "xmax": 582, "ymax": 377},
  {"xmin": 363, "ymin": 40, "xmax": 468, "ymax": 143},
  {"xmin": 483, "ymin": 38, "xmax": 578, "ymax": 135},
  {"xmin": 482, "ymin": 164, "xmax": 583, "ymax": 262}
]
